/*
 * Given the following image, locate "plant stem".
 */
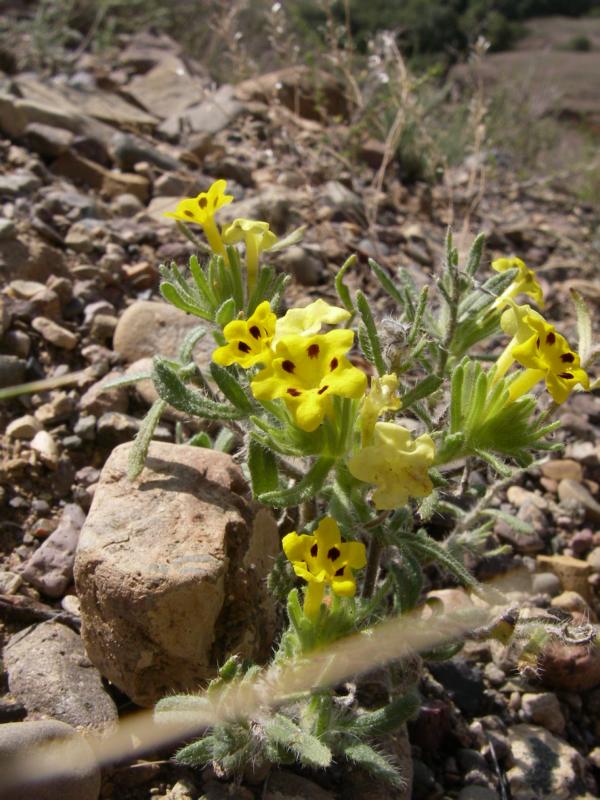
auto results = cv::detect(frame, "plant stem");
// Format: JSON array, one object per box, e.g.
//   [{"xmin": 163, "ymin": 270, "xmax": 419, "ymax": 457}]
[{"xmin": 362, "ymin": 532, "xmax": 383, "ymax": 599}]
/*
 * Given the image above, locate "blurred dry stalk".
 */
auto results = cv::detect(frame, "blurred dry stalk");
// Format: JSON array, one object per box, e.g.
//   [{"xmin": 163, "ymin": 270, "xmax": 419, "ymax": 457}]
[{"xmin": 3, "ymin": 593, "xmax": 500, "ymax": 790}]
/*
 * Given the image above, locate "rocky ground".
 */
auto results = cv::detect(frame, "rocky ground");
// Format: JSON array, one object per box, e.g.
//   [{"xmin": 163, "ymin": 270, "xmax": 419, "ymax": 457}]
[{"xmin": 0, "ymin": 16, "xmax": 599, "ymax": 800}]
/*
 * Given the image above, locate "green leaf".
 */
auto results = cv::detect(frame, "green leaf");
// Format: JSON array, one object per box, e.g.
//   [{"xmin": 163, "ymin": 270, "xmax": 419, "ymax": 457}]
[
  {"xmin": 353, "ymin": 689, "xmax": 421, "ymax": 736},
  {"xmin": 341, "ymin": 742, "xmax": 403, "ymax": 787},
  {"xmin": 248, "ymin": 438, "xmax": 279, "ymax": 497},
  {"xmin": 127, "ymin": 399, "xmax": 167, "ymax": 480},
  {"xmin": 258, "ymin": 457, "xmax": 335, "ymax": 507},
  {"xmin": 188, "ymin": 431, "xmax": 212, "ymax": 448},
  {"xmin": 400, "ymin": 375, "xmax": 442, "ymax": 409},
  {"xmin": 571, "ymin": 289, "xmax": 593, "ymax": 366},
  {"xmin": 465, "ymin": 232, "xmax": 485, "ymax": 277},
  {"xmin": 225, "ymin": 245, "xmax": 245, "ymax": 309},
  {"xmin": 369, "ymin": 258, "xmax": 404, "ymax": 307},
  {"xmin": 209, "ymin": 362, "xmax": 254, "ymax": 413},
  {"xmin": 264, "ymin": 713, "xmax": 332, "ymax": 769},
  {"xmin": 408, "ymin": 529, "xmax": 480, "ymax": 593},
  {"xmin": 335, "ymin": 254, "xmax": 356, "ymax": 312},
  {"xmin": 100, "ymin": 371, "xmax": 152, "ymax": 390},
  {"xmin": 247, "ymin": 266, "xmax": 276, "ymax": 316},
  {"xmin": 152, "ymin": 357, "xmax": 245, "ymax": 420},
  {"xmin": 159, "ymin": 282, "xmax": 212, "ymax": 321},
  {"xmin": 213, "ymin": 427, "xmax": 236, "ymax": 453},
  {"xmin": 178, "ymin": 325, "xmax": 207, "ymax": 364},
  {"xmin": 189, "ymin": 253, "xmax": 217, "ymax": 308},
  {"xmin": 481, "ymin": 508, "xmax": 533, "ymax": 534},
  {"xmin": 474, "ymin": 448, "xmax": 512, "ymax": 477},
  {"xmin": 356, "ymin": 291, "xmax": 386, "ymax": 375},
  {"xmin": 215, "ymin": 297, "xmax": 236, "ymax": 327},
  {"xmin": 390, "ymin": 549, "xmax": 423, "ymax": 614}
]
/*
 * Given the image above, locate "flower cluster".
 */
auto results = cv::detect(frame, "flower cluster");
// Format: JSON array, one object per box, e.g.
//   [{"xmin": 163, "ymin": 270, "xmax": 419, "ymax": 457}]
[
  {"xmin": 283, "ymin": 517, "xmax": 366, "ymax": 619},
  {"xmin": 165, "ymin": 180, "xmax": 278, "ymax": 287},
  {"xmin": 216, "ymin": 298, "xmax": 367, "ymax": 432},
  {"xmin": 494, "ymin": 301, "xmax": 589, "ymax": 404}
]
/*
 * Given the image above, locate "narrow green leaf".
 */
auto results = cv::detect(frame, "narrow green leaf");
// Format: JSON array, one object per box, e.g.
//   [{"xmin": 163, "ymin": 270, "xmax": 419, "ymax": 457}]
[
  {"xmin": 400, "ymin": 375, "xmax": 442, "ymax": 409},
  {"xmin": 474, "ymin": 448, "xmax": 512, "ymax": 477},
  {"xmin": 247, "ymin": 265, "xmax": 276, "ymax": 316},
  {"xmin": 335, "ymin": 254, "xmax": 356, "ymax": 313},
  {"xmin": 465, "ymin": 232, "xmax": 485, "ymax": 277},
  {"xmin": 127, "ymin": 399, "xmax": 167, "ymax": 480},
  {"xmin": 100, "ymin": 371, "xmax": 152, "ymax": 390},
  {"xmin": 225, "ymin": 245, "xmax": 245, "ymax": 309},
  {"xmin": 264, "ymin": 713, "xmax": 332, "ymax": 769},
  {"xmin": 178, "ymin": 325, "xmax": 207, "ymax": 364},
  {"xmin": 258, "ymin": 457, "xmax": 334, "ymax": 507},
  {"xmin": 390, "ymin": 548, "xmax": 423, "ymax": 613},
  {"xmin": 341, "ymin": 743, "xmax": 402, "ymax": 787},
  {"xmin": 159, "ymin": 282, "xmax": 212, "ymax": 321},
  {"xmin": 248, "ymin": 438, "xmax": 279, "ymax": 497},
  {"xmin": 153, "ymin": 357, "xmax": 245, "ymax": 420},
  {"xmin": 408, "ymin": 529, "xmax": 480, "ymax": 592},
  {"xmin": 175, "ymin": 736, "xmax": 216, "ymax": 767},
  {"xmin": 353, "ymin": 689, "xmax": 421, "ymax": 736},
  {"xmin": 215, "ymin": 297, "xmax": 236, "ymax": 327},
  {"xmin": 188, "ymin": 431, "xmax": 212, "ymax": 448},
  {"xmin": 209, "ymin": 362, "xmax": 254, "ymax": 413},
  {"xmin": 356, "ymin": 291, "xmax": 386, "ymax": 375},
  {"xmin": 213, "ymin": 428, "xmax": 236, "ymax": 453},
  {"xmin": 189, "ymin": 254, "xmax": 217, "ymax": 308},
  {"xmin": 481, "ymin": 508, "xmax": 533, "ymax": 535},
  {"xmin": 407, "ymin": 285, "xmax": 429, "ymax": 345},
  {"xmin": 369, "ymin": 258, "xmax": 404, "ymax": 307}
]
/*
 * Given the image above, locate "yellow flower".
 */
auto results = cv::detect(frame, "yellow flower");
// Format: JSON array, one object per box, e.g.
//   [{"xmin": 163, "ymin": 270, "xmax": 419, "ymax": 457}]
[
  {"xmin": 273, "ymin": 299, "xmax": 351, "ymax": 345},
  {"xmin": 494, "ymin": 302, "xmax": 545, "ymax": 381},
  {"xmin": 492, "ymin": 257, "xmax": 544, "ymax": 308},
  {"xmin": 508, "ymin": 314, "xmax": 589, "ymax": 404},
  {"xmin": 282, "ymin": 517, "xmax": 366, "ymax": 620},
  {"xmin": 348, "ymin": 422, "xmax": 435, "ymax": 510},
  {"xmin": 212, "ymin": 301, "xmax": 276, "ymax": 368},
  {"xmin": 164, "ymin": 179, "xmax": 233, "ymax": 256},
  {"xmin": 251, "ymin": 330, "xmax": 367, "ymax": 432},
  {"xmin": 222, "ymin": 218, "xmax": 278, "ymax": 291},
  {"xmin": 359, "ymin": 373, "xmax": 401, "ymax": 446}
]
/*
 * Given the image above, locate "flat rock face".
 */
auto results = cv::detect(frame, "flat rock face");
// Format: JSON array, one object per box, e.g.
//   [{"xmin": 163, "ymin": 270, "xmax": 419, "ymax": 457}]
[
  {"xmin": 112, "ymin": 300, "xmax": 213, "ymax": 365},
  {"xmin": 74, "ymin": 441, "xmax": 279, "ymax": 707},
  {"xmin": 3, "ymin": 621, "xmax": 118, "ymax": 730}
]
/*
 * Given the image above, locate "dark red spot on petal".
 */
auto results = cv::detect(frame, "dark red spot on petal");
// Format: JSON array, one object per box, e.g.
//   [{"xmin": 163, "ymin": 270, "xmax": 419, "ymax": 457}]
[
  {"xmin": 561, "ymin": 352, "xmax": 575, "ymax": 363},
  {"xmin": 198, "ymin": 196, "xmax": 208, "ymax": 209},
  {"xmin": 546, "ymin": 332, "xmax": 556, "ymax": 345},
  {"xmin": 536, "ymin": 337, "xmax": 540, "ymax": 348},
  {"xmin": 327, "ymin": 546, "xmax": 341, "ymax": 561},
  {"xmin": 249, "ymin": 325, "xmax": 261, "ymax": 339},
  {"xmin": 287, "ymin": 388, "xmax": 301, "ymax": 397},
  {"xmin": 310, "ymin": 544, "xmax": 318, "ymax": 557},
  {"xmin": 308, "ymin": 344, "xmax": 320, "ymax": 358},
  {"xmin": 184, "ymin": 210, "xmax": 194, "ymax": 218},
  {"xmin": 330, "ymin": 358, "xmax": 338, "ymax": 370},
  {"xmin": 558, "ymin": 372, "xmax": 574, "ymax": 380},
  {"xmin": 317, "ymin": 385, "xmax": 329, "ymax": 395},
  {"xmin": 282, "ymin": 360, "xmax": 295, "ymax": 373},
  {"xmin": 238, "ymin": 341, "xmax": 251, "ymax": 353},
  {"xmin": 334, "ymin": 566, "xmax": 346, "ymax": 577}
]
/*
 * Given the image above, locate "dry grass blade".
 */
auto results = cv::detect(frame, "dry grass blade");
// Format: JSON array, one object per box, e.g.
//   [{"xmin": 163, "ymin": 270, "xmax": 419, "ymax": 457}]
[{"xmin": 0, "ymin": 578, "xmax": 521, "ymax": 792}]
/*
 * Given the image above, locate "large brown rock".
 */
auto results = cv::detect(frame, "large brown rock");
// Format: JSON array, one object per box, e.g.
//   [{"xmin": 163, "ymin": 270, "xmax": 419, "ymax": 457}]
[{"xmin": 74, "ymin": 442, "xmax": 279, "ymax": 707}]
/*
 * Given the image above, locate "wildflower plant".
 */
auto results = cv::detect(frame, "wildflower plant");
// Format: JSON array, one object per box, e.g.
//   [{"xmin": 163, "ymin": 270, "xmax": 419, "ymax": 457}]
[{"xmin": 111, "ymin": 180, "xmax": 597, "ymax": 786}]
